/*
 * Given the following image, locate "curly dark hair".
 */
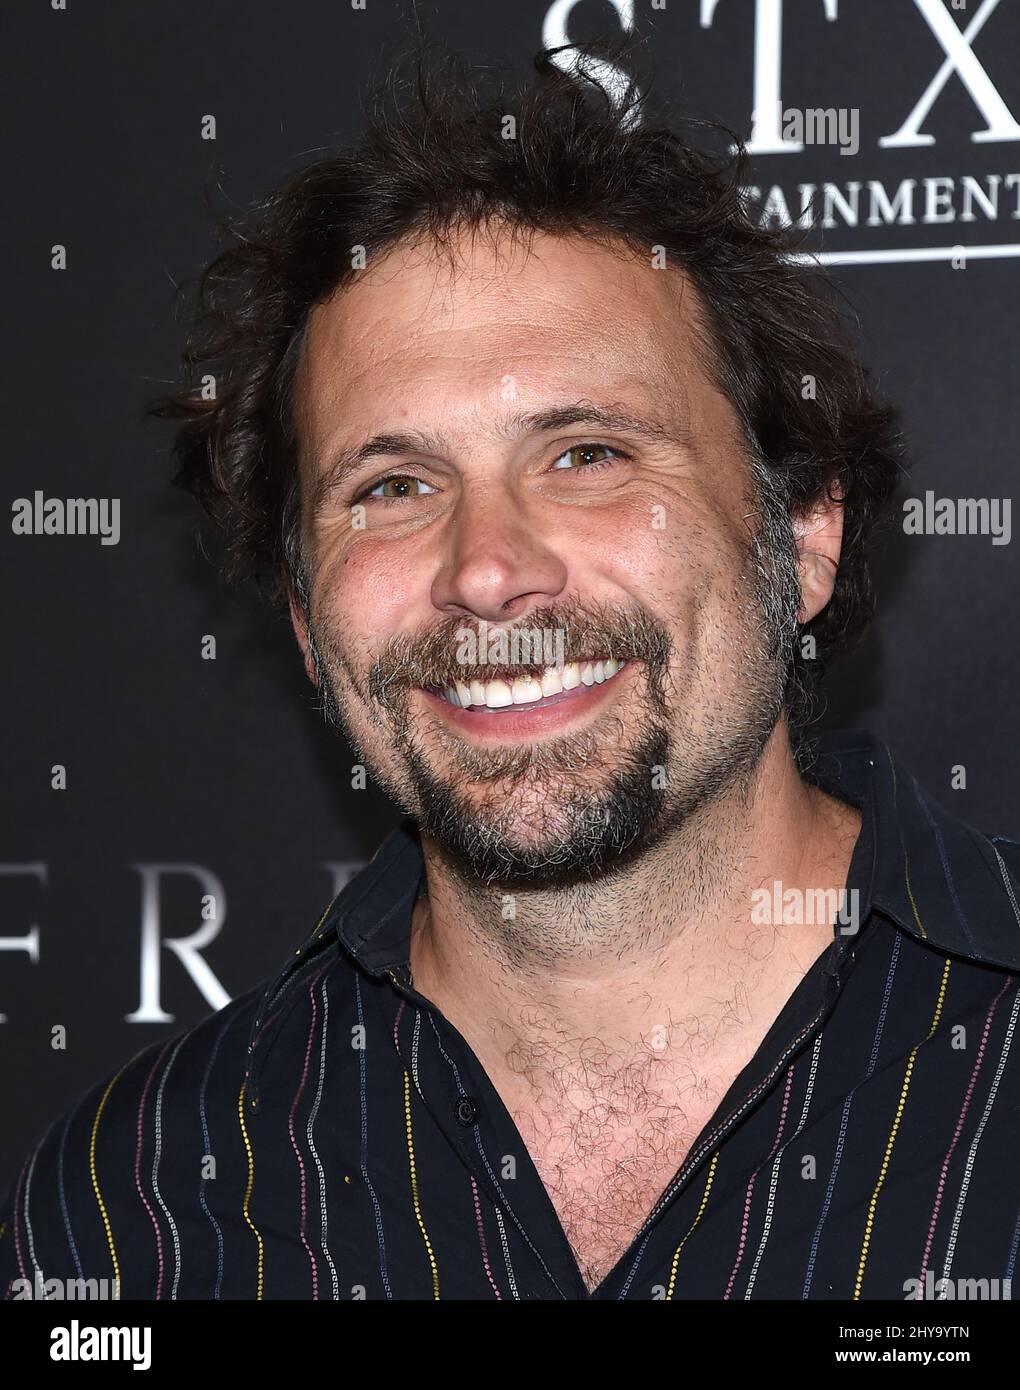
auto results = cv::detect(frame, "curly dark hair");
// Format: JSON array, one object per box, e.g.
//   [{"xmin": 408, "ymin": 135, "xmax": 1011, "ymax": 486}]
[{"xmin": 147, "ymin": 36, "xmax": 905, "ymax": 738}]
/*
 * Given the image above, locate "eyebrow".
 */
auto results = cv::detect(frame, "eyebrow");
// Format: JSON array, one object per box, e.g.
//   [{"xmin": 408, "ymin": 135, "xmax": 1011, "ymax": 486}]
[{"xmin": 308, "ymin": 401, "xmax": 688, "ymax": 518}]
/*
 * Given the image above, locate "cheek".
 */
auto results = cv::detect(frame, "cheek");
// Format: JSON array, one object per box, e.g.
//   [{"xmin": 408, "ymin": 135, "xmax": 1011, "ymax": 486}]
[
  {"xmin": 575, "ymin": 491, "xmax": 740, "ymax": 604},
  {"xmin": 580, "ymin": 495, "xmax": 760, "ymax": 689},
  {"xmin": 313, "ymin": 529, "xmax": 419, "ymax": 653}
]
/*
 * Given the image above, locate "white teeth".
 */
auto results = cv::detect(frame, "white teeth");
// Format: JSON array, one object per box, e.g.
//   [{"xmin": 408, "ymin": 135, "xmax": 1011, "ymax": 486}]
[
  {"xmin": 438, "ymin": 659, "xmax": 626, "ymax": 708},
  {"xmin": 512, "ymin": 676, "xmax": 544, "ymax": 705},
  {"xmin": 484, "ymin": 679, "xmax": 513, "ymax": 709},
  {"xmin": 540, "ymin": 667, "xmax": 563, "ymax": 698}
]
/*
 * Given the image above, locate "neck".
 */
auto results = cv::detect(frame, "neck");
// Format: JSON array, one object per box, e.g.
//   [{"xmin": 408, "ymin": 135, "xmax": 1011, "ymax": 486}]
[{"xmin": 408, "ymin": 721, "xmax": 862, "ymax": 1101}]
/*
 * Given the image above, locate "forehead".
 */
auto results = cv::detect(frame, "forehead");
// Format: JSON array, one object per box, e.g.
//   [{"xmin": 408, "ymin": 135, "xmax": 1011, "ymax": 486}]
[{"xmin": 294, "ymin": 224, "xmax": 720, "ymax": 460}]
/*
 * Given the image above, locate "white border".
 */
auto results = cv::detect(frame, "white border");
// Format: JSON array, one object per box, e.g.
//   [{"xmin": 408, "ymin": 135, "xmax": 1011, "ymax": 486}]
[{"xmin": 792, "ymin": 244, "xmax": 1020, "ymax": 265}]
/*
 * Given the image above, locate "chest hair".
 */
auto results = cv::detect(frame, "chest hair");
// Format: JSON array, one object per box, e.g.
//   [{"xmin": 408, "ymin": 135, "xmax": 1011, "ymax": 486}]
[{"xmin": 507, "ymin": 1034, "xmax": 736, "ymax": 1292}]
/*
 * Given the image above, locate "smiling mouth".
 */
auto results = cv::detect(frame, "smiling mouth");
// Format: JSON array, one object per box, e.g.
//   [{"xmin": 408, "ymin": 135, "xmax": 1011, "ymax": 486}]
[{"xmin": 424, "ymin": 657, "xmax": 628, "ymax": 713}]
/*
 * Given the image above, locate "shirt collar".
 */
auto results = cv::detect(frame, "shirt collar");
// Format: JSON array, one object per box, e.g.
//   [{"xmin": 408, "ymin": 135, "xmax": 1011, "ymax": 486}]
[
  {"xmin": 798, "ymin": 728, "xmax": 1020, "ymax": 970},
  {"xmin": 242, "ymin": 826, "xmax": 425, "ymax": 1108},
  {"xmin": 327, "ymin": 817, "xmax": 425, "ymax": 974},
  {"xmin": 326, "ymin": 728, "xmax": 1020, "ymax": 974},
  {"xmin": 246, "ymin": 726, "xmax": 1020, "ymax": 1102}
]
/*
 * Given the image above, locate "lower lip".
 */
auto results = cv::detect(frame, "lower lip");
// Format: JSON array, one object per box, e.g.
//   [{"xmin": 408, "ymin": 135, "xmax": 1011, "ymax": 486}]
[{"xmin": 417, "ymin": 663, "xmax": 634, "ymax": 738}]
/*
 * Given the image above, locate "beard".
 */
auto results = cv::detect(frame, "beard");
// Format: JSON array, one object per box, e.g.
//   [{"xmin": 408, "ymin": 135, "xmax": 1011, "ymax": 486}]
[
  {"xmin": 393, "ymin": 687, "xmax": 675, "ymax": 890},
  {"xmin": 301, "ymin": 506, "xmax": 802, "ymax": 892}
]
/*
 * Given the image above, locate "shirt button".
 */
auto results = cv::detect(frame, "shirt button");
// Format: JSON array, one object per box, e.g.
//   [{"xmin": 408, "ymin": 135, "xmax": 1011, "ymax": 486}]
[{"xmin": 454, "ymin": 1095, "xmax": 479, "ymax": 1126}]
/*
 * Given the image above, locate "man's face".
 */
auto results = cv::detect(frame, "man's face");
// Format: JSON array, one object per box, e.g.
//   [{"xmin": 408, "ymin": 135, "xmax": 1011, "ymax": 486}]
[{"xmin": 291, "ymin": 225, "xmax": 803, "ymax": 888}]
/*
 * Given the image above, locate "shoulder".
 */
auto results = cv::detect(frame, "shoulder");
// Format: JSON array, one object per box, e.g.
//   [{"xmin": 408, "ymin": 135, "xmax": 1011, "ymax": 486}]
[{"xmin": 0, "ymin": 981, "xmax": 264, "ymax": 1298}]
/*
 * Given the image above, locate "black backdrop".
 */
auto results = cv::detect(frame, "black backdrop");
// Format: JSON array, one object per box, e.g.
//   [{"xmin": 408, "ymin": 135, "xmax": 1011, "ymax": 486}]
[{"xmin": 3, "ymin": 0, "xmax": 1019, "ymax": 1195}]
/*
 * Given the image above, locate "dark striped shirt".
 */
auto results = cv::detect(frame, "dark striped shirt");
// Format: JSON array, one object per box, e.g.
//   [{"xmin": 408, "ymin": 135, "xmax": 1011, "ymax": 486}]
[{"xmin": 3, "ymin": 727, "xmax": 1020, "ymax": 1301}]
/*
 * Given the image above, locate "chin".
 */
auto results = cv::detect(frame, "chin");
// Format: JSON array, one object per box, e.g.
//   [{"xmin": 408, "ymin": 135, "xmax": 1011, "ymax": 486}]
[
  {"xmin": 419, "ymin": 782, "xmax": 672, "ymax": 890},
  {"xmin": 433, "ymin": 826, "xmax": 662, "ymax": 891},
  {"xmin": 396, "ymin": 721, "xmax": 675, "ymax": 887}
]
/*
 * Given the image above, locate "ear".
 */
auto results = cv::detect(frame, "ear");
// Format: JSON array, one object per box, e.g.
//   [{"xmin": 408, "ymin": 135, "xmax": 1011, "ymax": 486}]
[
  {"xmin": 286, "ymin": 579, "xmax": 319, "ymax": 687},
  {"xmin": 793, "ymin": 482, "xmax": 845, "ymax": 624}
]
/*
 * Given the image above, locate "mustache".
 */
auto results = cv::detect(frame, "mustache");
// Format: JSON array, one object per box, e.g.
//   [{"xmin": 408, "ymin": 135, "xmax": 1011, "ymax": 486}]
[{"xmin": 367, "ymin": 599, "xmax": 671, "ymax": 711}]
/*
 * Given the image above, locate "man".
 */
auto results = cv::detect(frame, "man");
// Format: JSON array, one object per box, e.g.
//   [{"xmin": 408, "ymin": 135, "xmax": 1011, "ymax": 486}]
[{"xmin": 3, "ymin": 44, "xmax": 1019, "ymax": 1303}]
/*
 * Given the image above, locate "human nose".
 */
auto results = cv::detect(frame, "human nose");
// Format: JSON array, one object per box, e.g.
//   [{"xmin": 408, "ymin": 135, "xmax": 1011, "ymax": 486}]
[{"xmin": 429, "ymin": 483, "xmax": 569, "ymax": 622}]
